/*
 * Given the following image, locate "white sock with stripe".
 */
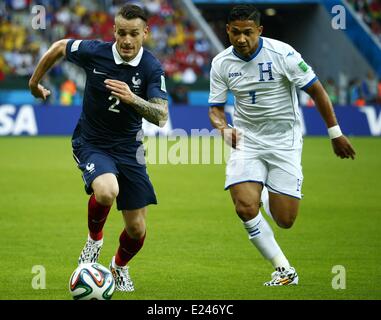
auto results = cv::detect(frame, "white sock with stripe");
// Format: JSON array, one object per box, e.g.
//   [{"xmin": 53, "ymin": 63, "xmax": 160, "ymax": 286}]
[
  {"xmin": 261, "ymin": 186, "xmax": 274, "ymax": 221},
  {"xmin": 243, "ymin": 213, "xmax": 290, "ymax": 270}
]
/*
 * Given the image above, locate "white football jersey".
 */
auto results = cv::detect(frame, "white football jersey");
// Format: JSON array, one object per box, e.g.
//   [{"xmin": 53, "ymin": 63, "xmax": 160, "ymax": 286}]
[{"xmin": 209, "ymin": 37, "xmax": 317, "ymax": 149}]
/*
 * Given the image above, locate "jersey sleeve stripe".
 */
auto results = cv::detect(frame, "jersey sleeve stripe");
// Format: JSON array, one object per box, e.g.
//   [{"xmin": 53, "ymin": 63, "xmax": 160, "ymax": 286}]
[
  {"xmin": 301, "ymin": 76, "xmax": 318, "ymax": 91},
  {"xmin": 209, "ymin": 102, "xmax": 226, "ymax": 107}
]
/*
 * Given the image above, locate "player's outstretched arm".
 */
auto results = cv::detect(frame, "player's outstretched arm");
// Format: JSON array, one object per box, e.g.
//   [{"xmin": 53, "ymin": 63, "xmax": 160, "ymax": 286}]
[
  {"xmin": 306, "ymin": 80, "xmax": 356, "ymax": 159},
  {"xmin": 29, "ymin": 39, "xmax": 69, "ymax": 100},
  {"xmin": 104, "ymin": 79, "xmax": 168, "ymax": 127},
  {"xmin": 209, "ymin": 106, "xmax": 239, "ymax": 149}
]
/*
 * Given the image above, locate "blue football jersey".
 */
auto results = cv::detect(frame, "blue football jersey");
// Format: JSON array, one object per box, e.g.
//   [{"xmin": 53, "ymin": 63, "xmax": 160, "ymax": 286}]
[{"xmin": 65, "ymin": 39, "xmax": 167, "ymax": 149}]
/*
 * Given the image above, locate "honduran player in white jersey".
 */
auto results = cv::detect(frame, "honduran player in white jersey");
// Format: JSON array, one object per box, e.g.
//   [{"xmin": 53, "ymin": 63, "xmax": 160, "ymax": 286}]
[
  {"xmin": 29, "ymin": 5, "xmax": 168, "ymax": 292},
  {"xmin": 209, "ymin": 5, "xmax": 356, "ymax": 286}
]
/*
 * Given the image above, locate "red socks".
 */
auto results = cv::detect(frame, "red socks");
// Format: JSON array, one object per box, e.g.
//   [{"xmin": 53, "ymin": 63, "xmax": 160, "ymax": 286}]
[
  {"xmin": 88, "ymin": 194, "xmax": 145, "ymax": 266},
  {"xmin": 115, "ymin": 229, "xmax": 146, "ymax": 266},
  {"xmin": 88, "ymin": 194, "xmax": 111, "ymax": 241}
]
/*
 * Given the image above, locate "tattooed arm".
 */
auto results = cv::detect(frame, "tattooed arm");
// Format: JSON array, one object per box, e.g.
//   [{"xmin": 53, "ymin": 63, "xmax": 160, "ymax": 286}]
[
  {"xmin": 130, "ymin": 96, "xmax": 168, "ymax": 128},
  {"xmin": 104, "ymin": 79, "xmax": 168, "ymax": 127}
]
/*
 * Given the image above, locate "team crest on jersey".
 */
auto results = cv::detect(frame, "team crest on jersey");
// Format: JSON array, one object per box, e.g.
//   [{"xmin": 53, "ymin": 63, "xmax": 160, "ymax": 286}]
[
  {"xmin": 132, "ymin": 73, "xmax": 142, "ymax": 88},
  {"xmin": 86, "ymin": 163, "xmax": 95, "ymax": 174},
  {"xmin": 229, "ymin": 72, "xmax": 242, "ymax": 78}
]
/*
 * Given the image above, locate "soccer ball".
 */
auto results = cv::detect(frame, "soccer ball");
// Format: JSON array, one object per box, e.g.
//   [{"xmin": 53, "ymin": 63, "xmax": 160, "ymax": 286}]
[{"xmin": 69, "ymin": 263, "xmax": 115, "ymax": 300}]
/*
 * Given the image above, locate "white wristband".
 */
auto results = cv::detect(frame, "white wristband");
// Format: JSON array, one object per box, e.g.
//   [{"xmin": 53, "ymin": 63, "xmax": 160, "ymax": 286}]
[{"xmin": 328, "ymin": 125, "xmax": 342, "ymax": 139}]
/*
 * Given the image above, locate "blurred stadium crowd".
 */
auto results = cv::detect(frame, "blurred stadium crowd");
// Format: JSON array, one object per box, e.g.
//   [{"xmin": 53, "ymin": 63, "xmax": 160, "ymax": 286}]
[
  {"xmin": 300, "ymin": 70, "xmax": 381, "ymax": 107},
  {"xmin": 349, "ymin": 0, "xmax": 381, "ymax": 42},
  {"xmin": 0, "ymin": 0, "xmax": 380, "ymax": 106},
  {"xmin": 0, "ymin": 0, "xmax": 212, "ymax": 84}
]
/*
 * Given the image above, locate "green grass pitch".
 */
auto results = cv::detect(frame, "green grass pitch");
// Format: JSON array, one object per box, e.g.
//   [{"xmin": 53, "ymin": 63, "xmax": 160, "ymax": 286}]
[{"xmin": 0, "ymin": 136, "xmax": 380, "ymax": 300}]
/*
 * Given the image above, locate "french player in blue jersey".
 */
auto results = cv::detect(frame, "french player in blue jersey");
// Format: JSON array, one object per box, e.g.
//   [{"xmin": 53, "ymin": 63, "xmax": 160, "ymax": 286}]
[{"xmin": 29, "ymin": 4, "xmax": 168, "ymax": 292}]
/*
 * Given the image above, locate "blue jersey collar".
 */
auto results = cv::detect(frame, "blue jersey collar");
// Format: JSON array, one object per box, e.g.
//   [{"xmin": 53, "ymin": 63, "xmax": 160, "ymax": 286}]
[{"xmin": 232, "ymin": 37, "xmax": 263, "ymax": 62}]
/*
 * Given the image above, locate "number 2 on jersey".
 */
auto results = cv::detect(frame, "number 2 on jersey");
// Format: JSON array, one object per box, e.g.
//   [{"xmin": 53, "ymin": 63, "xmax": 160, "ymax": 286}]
[{"xmin": 108, "ymin": 95, "xmax": 120, "ymax": 113}]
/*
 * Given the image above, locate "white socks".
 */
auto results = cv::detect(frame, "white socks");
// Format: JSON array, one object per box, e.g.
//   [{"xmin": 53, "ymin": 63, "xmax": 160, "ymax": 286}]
[
  {"xmin": 270, "ymin": 252, "xmax": 290, "ymax": 270},
  {"xmin": 243, "ymin": 213, "xmax": 290, "ymax": 270},
  {"xmin": 260, "ymin": 186, "xmax": 274, "ymax": 220}
]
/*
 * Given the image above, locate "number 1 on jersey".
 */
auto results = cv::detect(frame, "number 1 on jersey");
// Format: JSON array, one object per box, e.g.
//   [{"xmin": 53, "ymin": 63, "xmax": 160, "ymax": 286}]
[
  {"xmin": 249, "ymin": 91, "xmax": 256, "ymax": 104},
  {"xmin": 108, "ymin": 95, "xmax": 120, "ymax": 113}
]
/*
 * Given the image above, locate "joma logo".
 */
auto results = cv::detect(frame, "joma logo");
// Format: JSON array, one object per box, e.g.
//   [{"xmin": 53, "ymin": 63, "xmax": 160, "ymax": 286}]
[{"xmin": 229, "ymin": 72, "xmax": 242, "ymax": 78}]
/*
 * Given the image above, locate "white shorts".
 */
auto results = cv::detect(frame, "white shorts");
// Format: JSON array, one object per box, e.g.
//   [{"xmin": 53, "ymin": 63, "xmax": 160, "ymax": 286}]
[{"xmin": 225, "ymin": 147, "xmax": 303, "ymax": 199}]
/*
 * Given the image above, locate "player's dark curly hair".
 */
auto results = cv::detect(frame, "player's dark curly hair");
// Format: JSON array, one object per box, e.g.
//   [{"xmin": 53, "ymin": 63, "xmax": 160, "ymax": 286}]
[
  {"xmin": 117, "ymin": 4, "xmax": 148, "ymax": 22},
  {"xmin": 228, "ymin": 5, "xmax": 261, "ymax": 25}
]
